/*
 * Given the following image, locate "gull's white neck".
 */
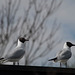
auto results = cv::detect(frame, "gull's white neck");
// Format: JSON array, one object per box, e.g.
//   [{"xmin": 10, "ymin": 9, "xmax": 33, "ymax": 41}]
[
  {"xmin": 63, "ymin": 43, "xmax": 71, "ymax": 50},
  {"xmin": 17, "ymin": 39, "xmax": 25, "ymax": 48}
]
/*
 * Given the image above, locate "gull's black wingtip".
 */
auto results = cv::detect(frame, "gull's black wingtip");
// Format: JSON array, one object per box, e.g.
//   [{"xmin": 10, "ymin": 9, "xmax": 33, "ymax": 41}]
[
  {"xmin": 0, "ymin": 58, "xmax": 4, "ymax": 60},
  {"xmin": 48, "ymin": 57, "xmax": 57, "ymax": 61}
]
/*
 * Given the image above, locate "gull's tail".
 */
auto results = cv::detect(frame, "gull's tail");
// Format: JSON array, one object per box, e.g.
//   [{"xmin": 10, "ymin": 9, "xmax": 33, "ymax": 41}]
[
  {"xmin": 48, "ymin": 57, "xmax": 58, "ymax": 62},
  {"xmin": 0, "ymin": 58, "xmax": 4, "ymax": 60},
  {"xmin": 0, "ymin": 58, "xmax": 5, "ymax": 64}
]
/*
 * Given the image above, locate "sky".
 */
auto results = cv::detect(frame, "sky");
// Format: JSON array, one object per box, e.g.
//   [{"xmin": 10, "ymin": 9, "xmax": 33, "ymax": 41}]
[
  {"xmin": 0, "ymin": 0, "xmax": 75, "ymax": 67},
  {"xmin": 56, "ymin": 0, "xmax": 75, "ymax": 41}
]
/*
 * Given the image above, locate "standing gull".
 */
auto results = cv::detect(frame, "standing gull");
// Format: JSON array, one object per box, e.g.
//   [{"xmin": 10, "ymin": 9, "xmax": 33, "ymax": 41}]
[
  {"xmin": 0, "ymin": 37, "xmax": 29, "ymax": 65},
  {"xmin": 48, "ymin": 42, "xmax": 75, "ymax": 67}
]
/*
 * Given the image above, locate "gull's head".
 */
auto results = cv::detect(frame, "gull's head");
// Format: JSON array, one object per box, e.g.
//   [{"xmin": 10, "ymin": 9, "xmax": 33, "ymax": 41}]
[
  {"xmin": 64, "ymin": 42, "xmax": 75, "ymax": 48},
  {"xmin": 19, "ymin": 37, "xmax": 29, "ymax": 43},
  {"xmin": 17, "ymin": 37, "xmax": 29, "ymax": 48}
]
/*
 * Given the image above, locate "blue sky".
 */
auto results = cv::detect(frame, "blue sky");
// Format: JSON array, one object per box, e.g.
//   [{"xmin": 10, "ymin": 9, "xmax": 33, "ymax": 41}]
[
  {"xmin": 54, "ymin": 0, "xmax": 75, "ymax": 41},
  {"xmin": 0, "ymin": 0, "xmax": 75, "ymax": 42}
]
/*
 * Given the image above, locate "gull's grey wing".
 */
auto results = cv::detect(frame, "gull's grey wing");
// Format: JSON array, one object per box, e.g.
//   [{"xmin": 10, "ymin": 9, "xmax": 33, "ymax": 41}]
[
  {"xmin": 57, "ymin": 50, "xmax": 72, "ymax": 60},
  {"xmin": 56, "ymin": 50, "xmax": 63, "ymax": 56},
  {"xmin": 5, "ymin": 48, "xmax": 25, "ymax": 60}
]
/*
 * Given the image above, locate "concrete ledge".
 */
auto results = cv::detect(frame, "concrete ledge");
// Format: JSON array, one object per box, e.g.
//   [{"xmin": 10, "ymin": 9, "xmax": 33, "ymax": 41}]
[{"xmin": 0, "ymin": 65, "xmax": 75, "ymax": 75}]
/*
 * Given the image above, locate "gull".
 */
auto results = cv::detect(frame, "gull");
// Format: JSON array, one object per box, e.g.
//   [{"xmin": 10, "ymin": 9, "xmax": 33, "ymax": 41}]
[
  {"xmin": 48, "ymin": 42, "xmax": 75, "ymax": 67},
  {"xmin": 0, "ymin": 37, "xmax": 29, "ymax": 65}
]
